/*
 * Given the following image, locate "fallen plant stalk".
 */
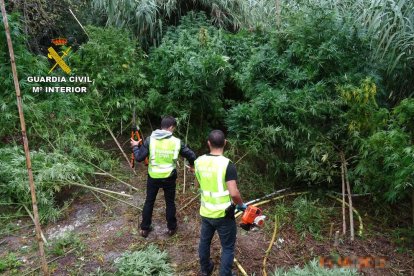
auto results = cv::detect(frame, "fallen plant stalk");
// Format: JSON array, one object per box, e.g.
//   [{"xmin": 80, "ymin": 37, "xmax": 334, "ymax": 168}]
[
  {"xmin": 178, "ymin": 194, "xmax": 200, "ymax": 212},
  {"xmin": 22, "ymin": 248, "xmax": 76, "ymax": 276},
  {"xmin": 106, "ymin": 125, "xmax": 137, "ymax": 175},
  {"xmin": 236, "ymin": 192, "xmax": 309, "ymax": 219},
  {"xmin": 81, "ymin": 157, "xmax": 139, "ymax": 192},
  {"xmin": 97, "ymin": 191, "xmax": 142, "ymax": 211},
  {"xmin": 68, "ymin": 182, "xmax": 133, "ymax": 198},
  {"xmin": 263, "ymin": 215, "xmax": 278, "ymax": 276},
  {"xmin": 234, "ymin": 258, "xmax": 248, "ymax": 276},
  {"xmin": 23, "ymin": 205, "xmax": 48, "ymax": 245},
  {"xmin": 91, "ymin": 190, "xmax": 112, "ymax": 213},
  {"xmin": 94, "ymin": 189, "xmax": 142, "ymax": 210},
  {"xmin": 0, "ymin": 224, "xmax": 34, "ymax": 236}
]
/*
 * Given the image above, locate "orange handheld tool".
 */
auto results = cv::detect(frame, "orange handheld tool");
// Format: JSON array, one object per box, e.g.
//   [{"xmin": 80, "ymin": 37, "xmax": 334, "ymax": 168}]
[
  {"xmin": 130, "ymin": 108, "xmax": 149, "ymax": 168},
  {"xmin": 240, "ymin": 205, "xmax": 266, "ymax": 231},
  {"xmin": 130, "ymin": 126, "xmax": 149, "ymax": 168}
]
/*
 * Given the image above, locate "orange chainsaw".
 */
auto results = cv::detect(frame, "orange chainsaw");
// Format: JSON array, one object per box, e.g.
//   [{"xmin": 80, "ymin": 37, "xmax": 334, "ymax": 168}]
[
  {"xmin": 240, "ymin": 205, "xmax": 266, "ymax": 231},
  {"xmin": 130, "ymin": 110, "xmax": 148, "ymax": 168}
]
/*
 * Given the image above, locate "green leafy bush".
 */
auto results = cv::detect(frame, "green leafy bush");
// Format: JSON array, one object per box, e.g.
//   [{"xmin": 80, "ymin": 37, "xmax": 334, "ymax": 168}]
[
  {"xmin": 48, "ymin": 232, "xmax": 84, "ymax": 256},
  {"xmin": 0, "ymin": 252, "xmax": 22, "ymax": 273},
  {"xmin": 292, "ymin": 196, "xmax": 331, "ymax": 239},
  {"xmin": 92, "ymin": 0, "xmax": 247, "ymax": 48},
  {"xmin": 391, "ymin": 227, "xmax": 414, "ymax": 253},
  {"xmin": 69, "ymin": 25, "xmax": 149, "ymax": 130},
  {"xmin": 147, "ymin": 12, "xmax": 231, "ymax": 145},
  {"xmin": 0, "ymin": 146, "xmax": 92, "ymax": 222},
  {"xmin": 114, "ymin": 245, "xmax": 173, "ymax": 276},
  {"xmin": 355, "ymin": 98, "xmax": 414, "ymax": 202},
  {"xmin": 272, "ymin": 259, "xmax": 359, "ymax": 276}
]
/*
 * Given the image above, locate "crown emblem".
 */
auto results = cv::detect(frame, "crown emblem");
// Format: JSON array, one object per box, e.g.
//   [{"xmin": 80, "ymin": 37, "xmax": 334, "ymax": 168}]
[{"xmin": 51, "ymin": 38, "xmax": 68, "ymax": 46}]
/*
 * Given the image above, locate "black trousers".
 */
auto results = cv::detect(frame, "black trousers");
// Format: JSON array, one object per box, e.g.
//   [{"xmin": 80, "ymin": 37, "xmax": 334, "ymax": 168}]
[{"xmin": 140, "ymin": 173, "xmax": 177, "ymax": 231}]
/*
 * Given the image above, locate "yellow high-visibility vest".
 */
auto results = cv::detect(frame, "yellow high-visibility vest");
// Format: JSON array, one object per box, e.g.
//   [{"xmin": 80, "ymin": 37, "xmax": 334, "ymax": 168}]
[
  {"xmin": 195, "ymin": 154, "xmax": 231, "ymax": 218},
  {"xmin": 148, "ymin": 136, "xmax": 181, "ymax": 179}
]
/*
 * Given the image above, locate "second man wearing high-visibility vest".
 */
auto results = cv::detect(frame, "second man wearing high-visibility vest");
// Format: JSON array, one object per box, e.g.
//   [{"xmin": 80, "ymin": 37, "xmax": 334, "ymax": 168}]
[
  {"xmin": 195, "ymin": 130, "xmax": 246, "ymax": 276},
  {"xmin": 131, "ymin": 116, "xmax": 196, "ymax": 238}
]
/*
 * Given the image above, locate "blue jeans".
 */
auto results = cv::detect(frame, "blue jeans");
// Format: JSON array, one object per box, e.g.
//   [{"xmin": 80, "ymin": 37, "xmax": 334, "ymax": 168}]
[{"xmin": 199, "ymin": 216, "xmax": 236, "ymax": 276}]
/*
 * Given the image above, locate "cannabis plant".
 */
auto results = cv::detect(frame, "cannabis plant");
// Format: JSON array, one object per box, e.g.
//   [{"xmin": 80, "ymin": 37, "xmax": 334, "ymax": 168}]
[{"xmin": 114, "ymin": 245, "xmax": 174, "ymax": 275}]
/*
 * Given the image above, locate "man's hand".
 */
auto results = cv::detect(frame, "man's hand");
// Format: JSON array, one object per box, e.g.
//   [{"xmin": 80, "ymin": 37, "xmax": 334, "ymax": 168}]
[
  {"xmin": 185, "ymin": 164, "xmax": 195, "ymax": 173},
  {"xmin": 236, "ymin": 203, "xmax": 247, "ymax": 212},
  {"xmin": 130, "ymin": 138, "xmax": 141, "ymax": 147}
]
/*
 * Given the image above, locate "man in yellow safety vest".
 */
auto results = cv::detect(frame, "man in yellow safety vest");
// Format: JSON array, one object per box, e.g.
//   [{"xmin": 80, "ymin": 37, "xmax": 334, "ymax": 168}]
[
  {"xmin": 131, "ymin": 116, "xmax": 196, "ymax": 238},
  {"xmin": 195, "ymin": 130, "xmax": 246, "ymax": 276}
]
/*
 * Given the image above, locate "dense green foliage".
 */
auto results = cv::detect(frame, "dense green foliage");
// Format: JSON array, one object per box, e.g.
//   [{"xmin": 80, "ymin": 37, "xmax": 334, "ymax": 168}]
[
  {"xmin": 1, "ymin": 0, "xmax": 413, "ymax": 226},
  {"xmin": 92, "ymin": 0, "xmax": 247, "ymax": 48},
  {"xmin": 355, "ymin": 98, "xmax": 414, "ymax": 201},
  {"xmin": 146, "ymin": 12, "xmax": 231, "ymax": 145},
  {"xmin": 114, "ymin": 245, "xmax": 173, "ymax": 275},
  {"xmin": 292, "ymin": 196, "xmax": 330, "ymax": 239}
]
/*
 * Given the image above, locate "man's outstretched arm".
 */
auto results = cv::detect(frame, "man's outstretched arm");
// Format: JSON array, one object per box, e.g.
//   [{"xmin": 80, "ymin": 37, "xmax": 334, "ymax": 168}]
[
  {"xmin": 132, "ymin": 137, "xmax": 150, "ymax": 162},
  {"xmin": 180, "ymin": 142, "xmax": 197, "ymax": 166}
]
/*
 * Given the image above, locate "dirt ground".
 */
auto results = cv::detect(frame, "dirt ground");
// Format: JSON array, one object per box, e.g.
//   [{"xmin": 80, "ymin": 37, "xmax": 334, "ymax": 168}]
[{"xmin": 1, "ymin": 158, "xmax": 413, "ymax": 275}]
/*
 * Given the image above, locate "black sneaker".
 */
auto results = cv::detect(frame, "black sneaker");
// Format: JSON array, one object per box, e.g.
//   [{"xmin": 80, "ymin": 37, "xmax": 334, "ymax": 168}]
[
  {"xmin": 140, "ymin": 229, "xmax": 150, "ymax": 238},
  {"xmin": 201, "ymin": 260, "xmax": 214, "ymax": 276},
  {"xmin": 140, "ymin": 226, "xmax": 153, "ymax": 238},
  {"xmin": 167, "ymin": 228, "xmax": 177, "ymax": 237}
]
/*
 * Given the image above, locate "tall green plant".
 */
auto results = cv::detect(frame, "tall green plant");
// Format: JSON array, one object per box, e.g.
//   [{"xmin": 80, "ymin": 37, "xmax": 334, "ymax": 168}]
[
  {"xmin": 355, "ymin": 98, "xmax": 414, "ymax": 202},
  {"xmin": 146, "ymin": 12, "xmax": 231, "ymax": 145},
  {"xmin": 91, "ymin": 0, "xmax": 247, "ymax": 48}
]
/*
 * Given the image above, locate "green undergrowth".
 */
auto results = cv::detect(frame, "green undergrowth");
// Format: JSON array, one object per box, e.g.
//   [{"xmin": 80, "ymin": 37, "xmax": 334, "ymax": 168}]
[
  {"xmin": 270, "ymin": 195, "xmax": 334, "ymax": 240},
  {"xmin": 114, "ymin": 245, "xmax": 173, "ymax": 275},
  {"xmin": 0, "ymin": 252, "xmax": 22, "ymax": 274},
  {"xmin": 47, "ymin": 232, "xmax": 85, "ymax": 257},
  {"xmin": 272, "ymin": 259, "xmax": 359, "ymax": 276},
  {"xmin": 391, "ymin": 227, "xmax": 414, "ymax": 254}
]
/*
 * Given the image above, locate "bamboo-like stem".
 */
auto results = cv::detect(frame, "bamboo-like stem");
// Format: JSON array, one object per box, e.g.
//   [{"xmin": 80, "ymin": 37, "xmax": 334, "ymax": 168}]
[
  {"xmin": 183, "ymin": 113, "xmax": 191, "ymax": 194},
  {"xmin": 263, "ymin": 215, "xmax": 278, "ymax": 276},
  {"xmin": 22, "ymin": 248, "xmax": 76, "ymax": 276},
  {"xmin": 0, "ymin": 214, "xmax": 28, "ymax": 218},
  {"xmin": 340, "ymin": 152, "xmax": 347, "ymax": 235},
  {"xmin": 106, "ymin": 126, "xmax": 137, "ymax": 175},
  {"xmin": 91, "ymin": 190, "xmax": 112, "ymax": 213},
  {"xmin": 80, "ymin": 157, "xmax": 139, "ymax": 192},
  {"xmin": 1, "ymin": 3, "xmax": 49, "ymax": 274},
  {"xmin": 23, "ymin": 205, "xmax": 48, "ymax": 245},
  {"xmin": 68, "ymin": 182, "xmax": 133, "ymax": 198},
  {"xmin": 178, "ymin": 194, "xmax": 200, "ymax": 212},
  {"xmin": 275, "ymin": 0, "xmax": 281, "ymax": 28},
  {"xmin": 94, "ymin": 189, "xmax": 142, "ymax": 210},
  {"xmin": 68, "ymin": 8, "xmax": 89, "ymax": 38},
  {"xmin": 412, "ymin": 189, "xmax": 414, "ymax": 226},
  {"xmin": 235, "ymin": 152, "xmax": 248, "ymax": 165},
  {"xmin": 0, "ymin": 224, "xmax": 34, "ymax": 236},
  {"xmin": 235, "ymin": 192, "xmax": 309, "ymax": 219},
  {"xmin": 342, "ymin": 154, "xmax": 355, "ymax": 241},
  {"xmin": 327, "ymin": 195, "xmax": 363, "ymax": 236},
  {"xmin": 234, "ymin": 258, "xmax": 248, "ymax": 276},
  {"xmin": 245, "ymin": 188, "xmax": 290, "ymax": 206}
]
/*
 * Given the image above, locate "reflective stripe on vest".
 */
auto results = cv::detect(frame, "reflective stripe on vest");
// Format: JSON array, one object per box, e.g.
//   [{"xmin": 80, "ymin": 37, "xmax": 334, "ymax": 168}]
[
  {"xmin": 195, "ymin": 155, "xmax": 231, "ymax": 218},
  {"xmin": 148, "ymin": 136, "xmax": 181, "ymax": 179}
]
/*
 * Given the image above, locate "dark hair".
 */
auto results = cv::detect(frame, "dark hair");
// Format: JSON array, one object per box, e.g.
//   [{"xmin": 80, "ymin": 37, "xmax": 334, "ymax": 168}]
[
  {"xmin": 161, "ymin": 116, "xmax": 177, "ymax": 129},
  {"xmin": 208, "ymin": 130, "xmax": 226, "ymax": 148}
]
